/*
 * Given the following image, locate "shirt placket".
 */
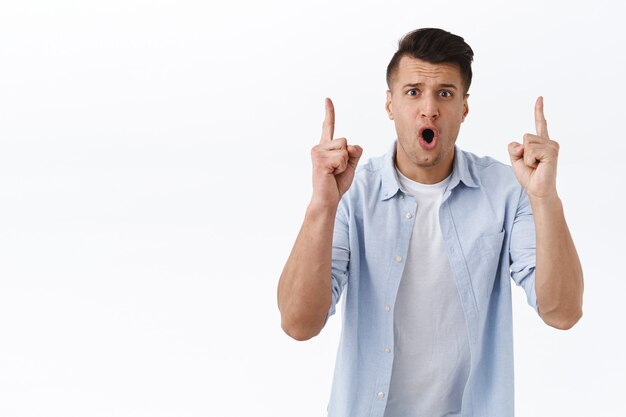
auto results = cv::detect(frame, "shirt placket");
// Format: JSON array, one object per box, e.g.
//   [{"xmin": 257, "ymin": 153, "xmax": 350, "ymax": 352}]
[{"xmin": 370, "ymin": 192, "xmax": 417, "ymax": 417}]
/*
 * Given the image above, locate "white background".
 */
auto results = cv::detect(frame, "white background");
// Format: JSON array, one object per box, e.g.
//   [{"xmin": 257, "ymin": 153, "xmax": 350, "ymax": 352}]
[{"xmin": 1, "ymin": 1, "xmax": 624, "ymax": 416}]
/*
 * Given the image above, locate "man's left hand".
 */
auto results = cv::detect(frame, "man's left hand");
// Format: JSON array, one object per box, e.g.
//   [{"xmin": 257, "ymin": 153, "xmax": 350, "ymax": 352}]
[{"xmin": 508, "ymin": 96, "xmax": 560, "ymax": 199}]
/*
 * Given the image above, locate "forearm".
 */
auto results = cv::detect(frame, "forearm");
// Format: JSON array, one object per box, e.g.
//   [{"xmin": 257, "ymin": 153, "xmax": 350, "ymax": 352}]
[
  {"xmin": 531, "ymin": 194, "xmax": 584, "ymax": 330},
  {"xmin": 277, "ymin": 203, "xmax": 337, "ymax": 340}
]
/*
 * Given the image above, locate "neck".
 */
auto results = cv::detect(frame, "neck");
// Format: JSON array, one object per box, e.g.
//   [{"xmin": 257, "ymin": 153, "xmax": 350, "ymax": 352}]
[{"xmin": 395, "ymin": 146, "xmax": 455, "ymax": 184}]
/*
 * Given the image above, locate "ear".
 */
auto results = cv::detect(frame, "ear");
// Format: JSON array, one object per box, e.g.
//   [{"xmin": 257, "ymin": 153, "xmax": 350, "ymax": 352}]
[
  {"xmin": 386, "ymin": 90, "xmax": 393, "ymax": 120},
  {"xmin": 461, "ymin": 93, "xmax": 470, "ymax": 122}
]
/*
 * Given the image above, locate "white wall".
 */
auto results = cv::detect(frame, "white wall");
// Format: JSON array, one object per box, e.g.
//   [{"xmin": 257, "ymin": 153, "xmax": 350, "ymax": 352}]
[{"xmin": 0, "ymin": 1, "xmax": 624, "ymax": 416}]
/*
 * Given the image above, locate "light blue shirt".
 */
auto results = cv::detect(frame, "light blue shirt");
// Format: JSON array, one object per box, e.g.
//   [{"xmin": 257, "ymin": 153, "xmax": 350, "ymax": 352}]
[{"xmin": 326, "ymin": 141, "xmax": 538, "ymax": 417}]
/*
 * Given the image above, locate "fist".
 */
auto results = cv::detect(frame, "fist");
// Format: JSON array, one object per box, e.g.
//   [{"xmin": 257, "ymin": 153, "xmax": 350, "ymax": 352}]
[
  {"xmin": 310, "ymin": 98, "xmax": 363, "ymax": 209},
  {"xmin": 508, "ymin": 96, "xmax": 560, "ymax": 199}
]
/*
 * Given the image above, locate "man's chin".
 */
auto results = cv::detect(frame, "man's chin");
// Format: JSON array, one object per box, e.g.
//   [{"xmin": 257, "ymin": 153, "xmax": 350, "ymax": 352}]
[{"xmin": 413, "ymin": 153, "xmax": 443, "ymax": 169}]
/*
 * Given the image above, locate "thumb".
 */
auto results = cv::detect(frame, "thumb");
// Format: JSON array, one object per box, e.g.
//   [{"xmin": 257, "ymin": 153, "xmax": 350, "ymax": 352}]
[
  {"xmin": 347, "ymin": 145, "xmax": 363, "ymax": 169},
  {"xmin": 508, "ymin": 141, "xmax": 523, "ymax": 162}
]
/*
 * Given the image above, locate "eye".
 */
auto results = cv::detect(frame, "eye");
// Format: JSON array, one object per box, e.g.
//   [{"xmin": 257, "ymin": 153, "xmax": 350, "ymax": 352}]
[
  {"xmin": 406, "ymin": 89, "xmax": 418, "ymax": 96},
  {"xmin": 439, "ymin": 90, "xmax": 453, "ymax": 98}
]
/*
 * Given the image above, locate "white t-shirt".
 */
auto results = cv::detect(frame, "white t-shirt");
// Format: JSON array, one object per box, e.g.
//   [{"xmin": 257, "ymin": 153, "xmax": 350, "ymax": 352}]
[{"xmin": 383, "ymin": 169, "xmax": 470, "ymax": 417}]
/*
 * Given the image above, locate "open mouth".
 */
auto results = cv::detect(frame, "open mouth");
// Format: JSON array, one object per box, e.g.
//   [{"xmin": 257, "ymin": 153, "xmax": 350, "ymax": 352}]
[
  {"xmin": 422, "ymin": 129, "xmax": 435, "ymax": 144},
  {"xmin": 418, "ymin": 126, "xmax": 439, "ymax": 149}
]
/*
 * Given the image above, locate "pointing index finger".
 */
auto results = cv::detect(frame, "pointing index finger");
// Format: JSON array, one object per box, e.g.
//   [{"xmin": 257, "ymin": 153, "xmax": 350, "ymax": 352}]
[
  {"xmin": 320, "ymin": 97, "xmax": 335, "ymax": 143},
  {"xmin": 534, "ymin": 96, "xmax": 550, "ymax": 139}
]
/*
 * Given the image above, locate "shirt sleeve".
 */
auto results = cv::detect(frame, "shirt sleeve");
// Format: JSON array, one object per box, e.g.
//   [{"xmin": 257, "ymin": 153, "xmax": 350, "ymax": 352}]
[
  {"xmin": 509, "ymin": 187, "xmax": 539, "ymax": 312},
  {"xmin": 324, "ymin": 198, "xmax": 350, "ymax": 324}
]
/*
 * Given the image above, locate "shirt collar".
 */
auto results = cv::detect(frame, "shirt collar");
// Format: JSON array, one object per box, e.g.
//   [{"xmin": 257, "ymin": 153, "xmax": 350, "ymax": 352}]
[
  {"xmin": 380, "ymin": 141, "xmax": 402, "ymax": 201},
  {"xmin": 449, "ymin": 145, "xmax": 480, "ymax": 190},
  {"xmin": 380, "ymin": 141, "xmax": 479, "ymax": 201}
]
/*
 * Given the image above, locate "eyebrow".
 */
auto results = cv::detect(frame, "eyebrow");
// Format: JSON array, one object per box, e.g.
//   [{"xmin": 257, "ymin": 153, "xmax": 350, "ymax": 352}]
[{"xmin": 402, "ymin": 82, "xmax": 459, "ymax": 90}]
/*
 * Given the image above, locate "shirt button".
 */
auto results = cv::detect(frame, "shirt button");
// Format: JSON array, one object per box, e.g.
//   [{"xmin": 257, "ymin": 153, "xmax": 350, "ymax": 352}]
[
  {"xmin": 405, "ymin": 213, "xmax": 412, "ymax": 219},
  {"xmin": 395, "ymin": 255, "xmax": 402, "ymax": 263},
  {"xmin": 384, "ymin": 305, "xmax": 391, "ymax": 312},
  {"xmin": 378, "ymin": 391, "xmax": 385, "ymax": 398},
  {"xmin": 384, "ymin": 347, "xmax": 391, "ymax": 353},
  {"xmin": 399, "ymin": 194, "xmax": 404, "ymax": 200}
]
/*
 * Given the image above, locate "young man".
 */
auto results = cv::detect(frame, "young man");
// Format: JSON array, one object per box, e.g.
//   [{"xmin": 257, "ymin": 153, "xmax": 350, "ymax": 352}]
[{"xmin": 277, "ymin": 28, "xmax": 583, "ymax": 417}]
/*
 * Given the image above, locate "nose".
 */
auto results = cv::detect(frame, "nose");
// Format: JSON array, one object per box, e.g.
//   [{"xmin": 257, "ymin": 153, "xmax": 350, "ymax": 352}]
[{"xmin": 420, "ymin": 95, "xmax": 439, "ymax": 120}]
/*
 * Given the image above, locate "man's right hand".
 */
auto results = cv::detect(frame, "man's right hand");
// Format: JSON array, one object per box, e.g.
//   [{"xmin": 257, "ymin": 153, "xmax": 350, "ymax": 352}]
[
  {"xmin": 310, "ymin": 98, "xmax": 363, "ymax": 209},
  {"xmin": 279, "ymin": 98, "xmax": 360, "ymax": 341}
]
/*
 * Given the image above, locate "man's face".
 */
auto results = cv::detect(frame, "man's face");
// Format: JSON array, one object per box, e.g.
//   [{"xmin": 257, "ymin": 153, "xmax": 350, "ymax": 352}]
[{"xmin": 386, "ymin": 56, "xmax": 469, "ymax": 183}]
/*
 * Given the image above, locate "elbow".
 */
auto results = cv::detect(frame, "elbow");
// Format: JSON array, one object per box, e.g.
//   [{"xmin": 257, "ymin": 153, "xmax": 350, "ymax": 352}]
[
  {"xmin": 277, "ymin": 290, "xmax": 331, "ymax": 341},
  {"xmin": 541, "ymin": 307, "xmax": 583, "ymax": 330},
  {"xmin": 536, "ymin": 276, "xmax": 584, "ymax": 331},
  {"xmin": 281, "ymin": 319, "xmax": 323, "ymax": 341},
  {"xmin": 279, "ymin": 304, "xmax": 327, "ymax": 341}
]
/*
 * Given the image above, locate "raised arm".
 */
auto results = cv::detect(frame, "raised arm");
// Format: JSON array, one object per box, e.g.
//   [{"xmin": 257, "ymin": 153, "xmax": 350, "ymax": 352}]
[
  {"xmin": 277, "ymin": 98, "xmax": 363, "ymax": 341},
  {"xmin": 508, "ymin": 97, "xmax": 584, "ymax": 330}
]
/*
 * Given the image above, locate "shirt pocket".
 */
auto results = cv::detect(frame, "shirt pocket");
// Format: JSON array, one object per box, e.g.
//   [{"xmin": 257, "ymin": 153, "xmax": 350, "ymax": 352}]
[
  {"xmin": 479, "ymin": 230, "xmax": 505, "ymax": 259},
  {"xmin": 470, "ymin": 230, "xmax": 506, "ymax": 310}
]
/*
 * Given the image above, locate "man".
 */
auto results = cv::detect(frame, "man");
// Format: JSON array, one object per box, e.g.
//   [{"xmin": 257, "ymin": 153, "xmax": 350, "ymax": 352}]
[{"xmin": 277, "ymin": 28, "xmax": 583, "ymax": 417}]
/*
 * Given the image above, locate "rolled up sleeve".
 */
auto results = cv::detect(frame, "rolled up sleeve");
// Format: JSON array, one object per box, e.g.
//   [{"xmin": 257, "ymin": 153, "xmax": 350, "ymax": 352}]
[
  {"xmin": 325, "ymin": 200, "xmax": 350, "ymax": 323},
  {"xmin": 509, "ymin": 187, "xmax": 538, "ymax": 312}
]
